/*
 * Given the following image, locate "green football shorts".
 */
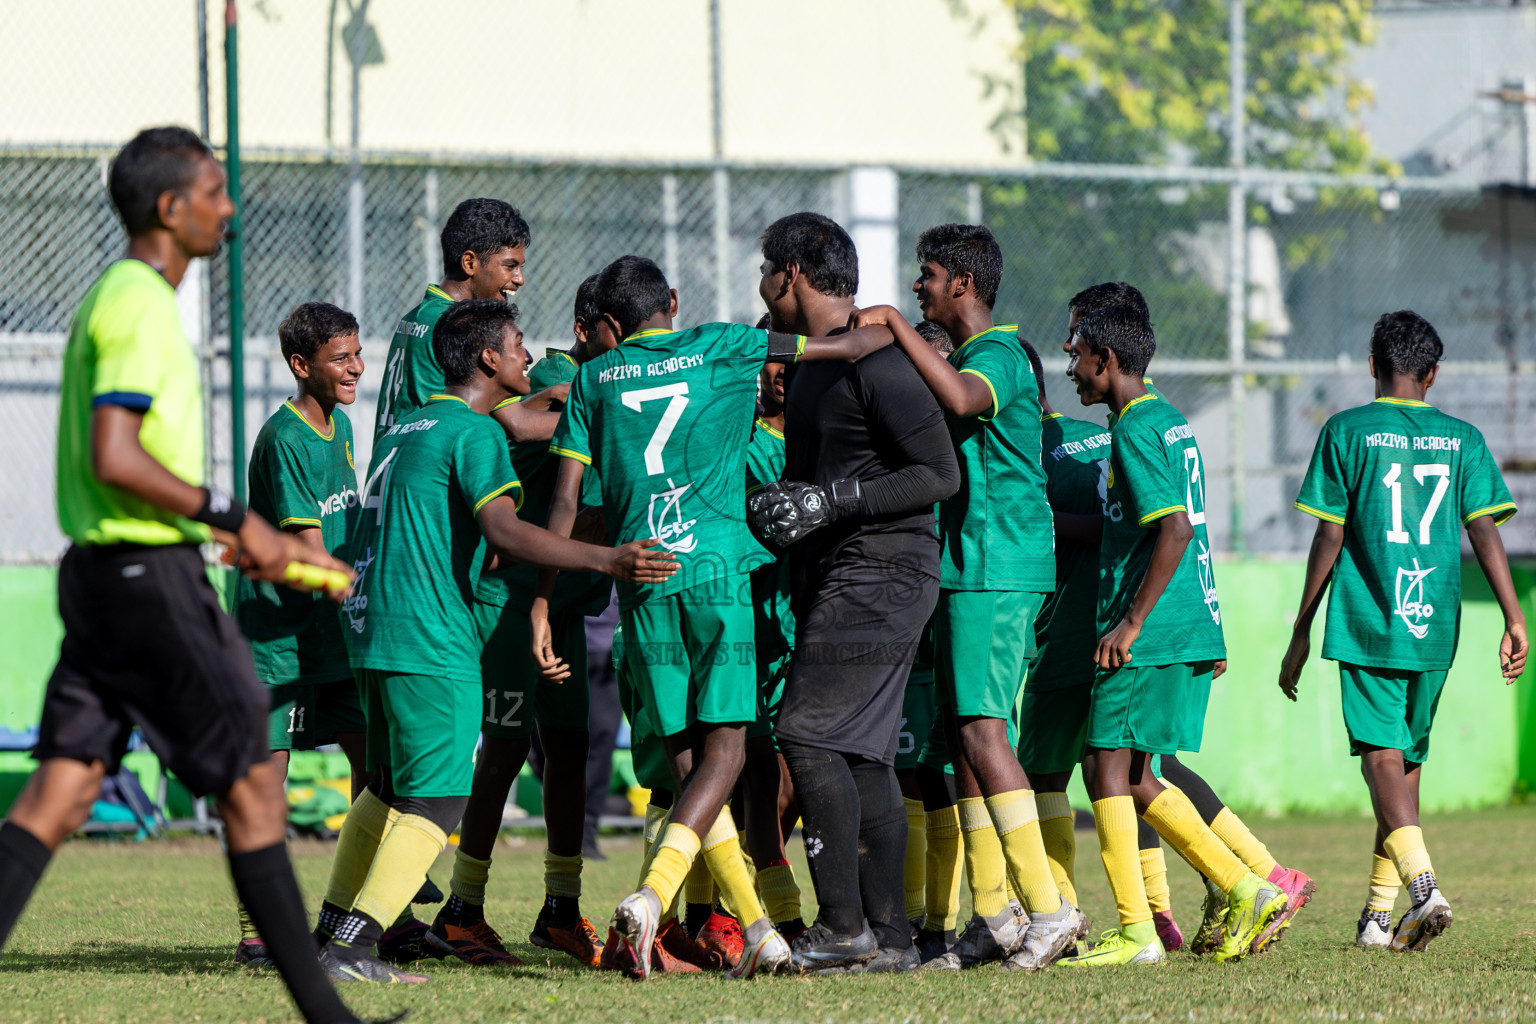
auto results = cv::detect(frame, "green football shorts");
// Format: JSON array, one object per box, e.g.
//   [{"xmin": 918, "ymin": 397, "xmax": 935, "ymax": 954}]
[
  {"xmin": 934, "ymin": 589, "xmax": 1045, "ymax": 720},
  {"xmin": 1338, "ymin": 662, "xmax": 1448, "ymax": 764},
  {"xmin": 1014, "ymin": 683, "xmax": 1092, "ymax": 775},
  {"xmin": 1087, "ymin": 661, "xmax": 1215, "ymax": 756},
  {"xmin": 918, "ymin": 691, "xmax": 1021, "ymax": 776},
  {"xmin": 267, "ymin": 676, "xmax": 364, "ymax": 752},
  {"xmin": 896, "ymin": 664, "xmax": 936, "ymax": 772},
  {"xmin": 613, "ymin": 622, "xmax": 675, "ymax": 793},
  {"xmin": 356, "ymin": 669, "xmax": 480, "ymax": 797},
  {"xmin": 475, "ymin": 600, "xmax": 590, "ymax": 740},
  {"xmin": 620, "ymin": 574, "xmax": 756, "ymax": 738}
]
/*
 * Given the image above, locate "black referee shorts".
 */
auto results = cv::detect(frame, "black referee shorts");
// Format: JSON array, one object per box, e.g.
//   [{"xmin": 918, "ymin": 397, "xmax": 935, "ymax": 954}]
[
  {"xmin": 775, "ymin": 558, "xmax": 939, "ymax": 766},
  {"xmin": 35, "ymin": 543, "xmax": 270, "ymax": 798}
]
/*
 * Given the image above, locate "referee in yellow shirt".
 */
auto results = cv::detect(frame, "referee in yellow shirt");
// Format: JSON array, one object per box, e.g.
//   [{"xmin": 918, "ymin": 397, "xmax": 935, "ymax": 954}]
[{"xmin": 0, "ymin": 128, "xmax": 374, "ymax": 1024}]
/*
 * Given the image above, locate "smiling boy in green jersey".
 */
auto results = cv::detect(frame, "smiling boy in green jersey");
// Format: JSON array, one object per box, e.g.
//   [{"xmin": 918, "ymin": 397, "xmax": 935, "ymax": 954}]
[
  {"xmin": 1280, "ymin": 310, "xmax": 1525, "ymax": 952},
  {"xmin": 314, "ymin": 300, "xmax": 678, "ymax": 984},
  {"xmin": 860, "ymin": 224, "xmax": 1085, "ymax": 972},
  {"xmin": 231, "ymin": 301, "xmax": 368, "ymax": 966},
  {"xmin": 427, "ymin": 275, "xmax": 616, "ymax": 970},
  {"xmin": 532, "ymin": 255, "xmax": 897, "ymax": 980},
  {"xmin": 1057, "ymin": 304, "xmax": 1285, "ymax": 969}
]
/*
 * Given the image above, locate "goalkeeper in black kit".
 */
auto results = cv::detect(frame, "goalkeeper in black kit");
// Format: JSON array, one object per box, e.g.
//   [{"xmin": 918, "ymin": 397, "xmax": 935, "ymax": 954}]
[{"xmin": 749, "ymin": 212, "xmax": 959, "ymax": 973}]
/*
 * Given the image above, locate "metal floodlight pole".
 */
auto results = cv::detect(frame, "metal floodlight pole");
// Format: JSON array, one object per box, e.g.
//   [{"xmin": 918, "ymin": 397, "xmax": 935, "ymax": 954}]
[
  {"xmin": 710, "ymin": 0, "xmax": 730, "ymax": 323},
  {"xmin": 347, "ymin": 0, "xmax": 371, "ymax": 330},
  {"xmin": 1225, "ymin": 0, "xmax": 1247, "ymax": 552},
  {"xmin": 224, "ymin": 0, "xmax": 246, "ymax": 501}
]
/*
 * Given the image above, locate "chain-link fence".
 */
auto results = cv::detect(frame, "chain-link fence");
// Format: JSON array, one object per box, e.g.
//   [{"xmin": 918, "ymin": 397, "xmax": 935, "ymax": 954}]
[
  {"xmin": 4, "ymin": 0, "xmax": 1535, "ymax": 563},
  {"xmin": 4, "ymin": 149, "xmax": 1534, "ymax": 561}
]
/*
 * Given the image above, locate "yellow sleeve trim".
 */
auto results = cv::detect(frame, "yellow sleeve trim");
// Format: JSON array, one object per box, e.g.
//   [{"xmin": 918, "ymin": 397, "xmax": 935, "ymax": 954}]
[
  {"xmin": 1465, "ymin": 501, "xmax": 1517, "ymax": 525},
  {"xmin": 959, "ymin": 367, "xmax": 1000, "ymax": 420},
  {"xmin": 795, "ymin": 334, "xmax": 807, "ymax": 360},
  {"xmin": 549, "ymin": 444, "xmax": 592, "ymax": 465},
  {"xmin": 1137, "ymin": 504, "xmax": 1186, "ymax": 525},
  {"xmin": 277, "ymin": 516, "xmax": 322, "ymax": 529},
  {"xmin": 1294, "ymin": 501, "xmax": 1346, "ymax": 525},
  {"xmin": 473, "ymin": 481, "xmax": 521, "ymax": 515}
]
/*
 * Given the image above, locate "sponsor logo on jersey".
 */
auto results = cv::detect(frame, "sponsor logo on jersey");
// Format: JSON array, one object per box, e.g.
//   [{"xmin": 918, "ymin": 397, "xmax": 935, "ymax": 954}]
[
  {"xmin": 318, "ymin": 488, "xmax": 359, "ymax": 517},
  {"xmin": 647, "ymin": 477, "xmax": 699, "ymax": 554},
  {"xmin": 1393, "ymin": 558, "xmax": 1436, "ymax": 639},
  {"xmin": 1096, "ymin": 459, "xmax": 1123, "ymax": 522}
]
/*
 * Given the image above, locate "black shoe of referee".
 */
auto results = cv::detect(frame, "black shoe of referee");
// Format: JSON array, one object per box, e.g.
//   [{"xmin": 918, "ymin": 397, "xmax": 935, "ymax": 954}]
[{"xmin": 789, "ymin": 921, "xmax": 878, "ymax": 972}]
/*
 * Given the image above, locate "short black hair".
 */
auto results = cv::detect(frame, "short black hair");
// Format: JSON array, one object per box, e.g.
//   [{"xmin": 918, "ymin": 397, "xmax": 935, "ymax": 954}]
[
  {"xmin": 760, "ymin": 212, "xmax": 859, "ymax": 298},
  {"xmin": 279, "ymin": 302, "xmax": 359, "ymax": 364},
  {"xmin": 1370, "ymin": 310, "xmax": 1443, "ymax": 381},
  {"xmin": 593, "ymin": 255, "xmax": 671, "ymax": 339},
  {"xmin": 914, "ymin": 320, "xmax": 953, "ymax": 356},
  {"xmin": 915, "ymin": 224, "xmax": 1003, "ymax": 309},
  {"xmin": 1073, "ymin": 304, "xmax": 1157, "ymax": 377},
  {"xmin": 441, "ymin": 198, "xmax": 531, "ymax": 279},
  {"xmin": 573, "ymin": 273, "xmax": 600, "ymax": 325},
  {"xmin": 108, "ymin": 127, "xmax": 214, "ymax": 236},
  {"xmin": 433, "ymin": 299, "xmax": 521, "ymax": 387},
  {"xmin": 1068, "ymin": 282, "xmax": 1149, "ymax": 322},
  {"xmin": 1020, "ymin": 337, "xmax": 1047, "ymax": 403}
]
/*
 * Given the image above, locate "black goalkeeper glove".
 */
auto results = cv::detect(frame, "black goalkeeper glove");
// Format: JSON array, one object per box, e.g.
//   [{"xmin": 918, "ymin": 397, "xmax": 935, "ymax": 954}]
[{"xmin": 746, "ymin": 478, "xmax": 862, "ymax": 551}]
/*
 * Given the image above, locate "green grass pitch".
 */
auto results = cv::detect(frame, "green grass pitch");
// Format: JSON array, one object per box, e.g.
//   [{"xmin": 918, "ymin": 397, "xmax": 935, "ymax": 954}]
[{"xmin": 5, "ymin": 807, "xmax": 1536, "ymax": 1023}]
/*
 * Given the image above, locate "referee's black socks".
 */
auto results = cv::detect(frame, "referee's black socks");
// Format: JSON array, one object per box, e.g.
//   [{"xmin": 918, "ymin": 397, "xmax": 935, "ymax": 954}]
[
  {"xmin": 0, "ymin": 821, "xmax": 52, "ymax": 953},
  {"xmin": 228, "ymin": 842, "xmax": 358, "ymax": 1024}
]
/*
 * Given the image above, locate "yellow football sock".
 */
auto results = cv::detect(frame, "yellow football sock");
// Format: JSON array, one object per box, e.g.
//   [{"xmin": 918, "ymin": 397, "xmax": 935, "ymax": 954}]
[
  {"xmin": 903, "ymin": 797, "xmax": 926, "ymax": 921},
  {"xmin": 1094, "ymin": 795, "xmax": 1151, "ymax": 927},
  {"xmin": 1142, "ymin": 788, "xmax": 1248, "ymax": 893},
  {"xmin": 701, "ymin": 809, "xmax": 767, "ymax": 925},
  {"xmin": 638, "ymin": 803, "xmax": 669, "ymax": 889},
  {"xmin": 323, "ymin": 788, "xmax": 399, "ymax": 911},
  {"xmin": 1211, "ymin": 807, "xmax": 1278, "ymax": 879},
  {"xmin": 987, "ymin": 789, "xmax": 1063, "ymax": 914},
  {"xmin": 1368, "ymin": 853, "xmax": 1400, "ymax": 912},
  {"xmin": 353, "ymin": 813, "xmax": 447, "ymax": 928},
  {"xmin": 236, "ymin": 900, "xmax": 260, "ymax": 940},
  {"xmin": 958, "ymin": 797, "xmax": 1009, "ymax": 918},
  {"xmin": 544, "ymin": 851, "xmax": 582, "ymax": 899},
  {"xmin": 924, "ymin": 805, "xmax": 963, "ymax": 932},
  {"xmin": 684, "ymin": 854, "xmax": 715, "ymax": 906},
  {"xmin": 642, "ymin": 823, "xmax": 700, "ymax": 908},
  {"xmin": 1383, "ymin": 825, "xmax": 1435, "ymax": 892},
  {"xmin": 1037, "ymin": 792, "xmax": 1078, "ymax": 905},
  {"xmin": 1140, "ymin": 846, "xmax": 1171, "ymax": 915},
  {"xmin": 754, "ymin": 861, "xmax": 802, "ymax": 925},
  {"xmin": 449, "ymin": 848, "xmax": 492, "ymax": 905}
]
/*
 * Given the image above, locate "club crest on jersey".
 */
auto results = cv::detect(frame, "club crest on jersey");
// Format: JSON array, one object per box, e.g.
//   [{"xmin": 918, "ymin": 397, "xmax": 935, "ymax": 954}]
[
  {"xmin": 648, "ymin": 478, "xmax": 699, "ymax": 554},
  {"xmin": 1196, "ymin": 539, "xmax": 1220, "ymax": 624},
  {"xmin": 341, "ymin": 547, "xmax": 375, "ymax": 633},
  {"xmin": 1393, "ymin": 559, "xmax": 1436, "ymax": 639}
]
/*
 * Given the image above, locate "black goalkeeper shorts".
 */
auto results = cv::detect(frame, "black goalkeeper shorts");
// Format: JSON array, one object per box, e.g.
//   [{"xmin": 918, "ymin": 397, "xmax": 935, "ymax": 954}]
[
  {"xmin": 34, "ymin": 543, "xmax": 269, "ymax": 797},
  {"xmin": 775, "ymin": 558, "xmax": 939, "ymax": 766}
]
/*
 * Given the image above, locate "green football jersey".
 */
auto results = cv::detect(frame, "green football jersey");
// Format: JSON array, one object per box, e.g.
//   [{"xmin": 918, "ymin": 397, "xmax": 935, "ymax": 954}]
[
  {"xmin": 344, "ymin": 395, "xmax": 521, "ymax": 682},
  {"xmin": 939, "ymin": 324, "xmax": 1055, "ymax": 592},
  {"xmin": 374, "ymin": 284, "xmax": 453, "ymax": 445},
  {"xmin": 236, "ymin": 402, "xmax": 359, "ymax": 686},
  {"xmin": 1295, "ymin": 397, "xmax": 1515, "ymax": 670},
  {"xmin": 1096, "ymin": 393, "xmax": 1225, "ymax": 665},
  {"xmin": 745, "ymin": 417, "xmax": 794, "ymax": 673},
  {"xmin": 476, "ymin": 350, "xmax": 608, "ymax": 615},
  {"xmin": 549, "ymin": 323, "xmax": 773, "ymax": 607},
  {"xmin": 57, "ymin": 260, "xmax": 209, "ymax": 546},
  {"xmin": 1029, "ymin": 413, "xmax": 1114, "ymax": 690}
]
